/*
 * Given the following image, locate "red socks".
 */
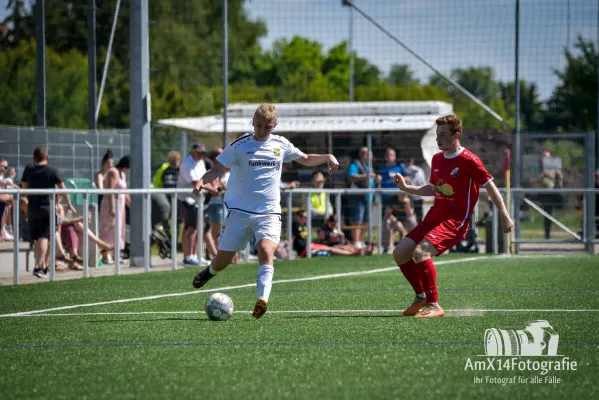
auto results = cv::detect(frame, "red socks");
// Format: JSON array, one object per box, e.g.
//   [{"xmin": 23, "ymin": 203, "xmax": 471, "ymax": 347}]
[
  {"xmin": 419, "ymin": 259, "xmax": 439, "ymax": 303},
  {"xmin": 399, "ymin": 258, "xmax": 438, "ymax": 303},
  {"xmin": 399, "ymin": 259, "xmax": 424, "ymax": 295}
]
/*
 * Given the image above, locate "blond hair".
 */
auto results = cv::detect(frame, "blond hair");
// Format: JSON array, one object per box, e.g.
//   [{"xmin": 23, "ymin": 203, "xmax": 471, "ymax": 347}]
[
  {"xmin": 436, "ymin": 114, "xmax": 463, "ymax": 135},
  {"xmin": 254, "ymin": 103, "xmax": 277, "ymax": 121},
  {"xmin": 167, "ymin": 150, "xmax": 181, "ymax": 166}
]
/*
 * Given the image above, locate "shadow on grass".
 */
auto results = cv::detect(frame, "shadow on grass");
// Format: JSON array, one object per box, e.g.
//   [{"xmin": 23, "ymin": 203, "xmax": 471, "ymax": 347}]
[
  {"xmin": 282, "ymin": 314, "xmax": 401, "ymax": 319},
  {"xmin": 83, "ymin": 317, "xmax": 210, "ymax": 323}
]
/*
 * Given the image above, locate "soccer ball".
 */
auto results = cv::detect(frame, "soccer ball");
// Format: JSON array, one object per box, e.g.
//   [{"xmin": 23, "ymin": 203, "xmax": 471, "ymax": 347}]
[{"xmin": 204, "ymin": 293, "xmax": 234, "ymax": 321}]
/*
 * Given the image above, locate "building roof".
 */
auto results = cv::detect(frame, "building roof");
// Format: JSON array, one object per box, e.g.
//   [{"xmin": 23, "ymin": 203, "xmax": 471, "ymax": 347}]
[{"xmin": 157, "ymin": 101, "xmax": 453, "ymax": 134}]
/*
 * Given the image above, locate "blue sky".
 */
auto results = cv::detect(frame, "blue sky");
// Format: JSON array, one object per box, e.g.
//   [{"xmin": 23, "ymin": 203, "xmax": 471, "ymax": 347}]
[
  {"xmin": 244, "ymin": 0, "xmax": 598, "ymax": 101},
  {"xmin": 2, "ymin": 0, "xmax": 596, "ymax": 101}
]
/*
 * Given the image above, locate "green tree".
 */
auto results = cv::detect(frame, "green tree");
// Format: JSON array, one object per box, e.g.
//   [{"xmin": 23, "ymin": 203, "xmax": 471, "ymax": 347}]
[
  {"xmin": 387, "ymin": 64, "xmax": 419, "ymax": 86},
  {"xmin": 322, "ymin": 42, "xmax": 350, "ymax": 92},
  {"xmin": 429, "ymin": 67, "xmax": 512, "ymax": 129},
  {"xmin": 0, "ymin": 0, "xmax": 32, "ymax": 51},
  {"xmin": 353, "ymin": 55, "xmax": 381, "ymax": 86},
  {"xmin": 544, "ymin": 35, "xmax": 597, "ymax": 131},
  {"xmin": 500, "ymin": 80, "xmax": 545, "ymax": 132},
  {"xmin": 0, "ymin": 0, "xmax": 266, "ymax": 128},
  {"xmin": 0, "ymin": 40, "xmax": 88, "ymax": 128},
  {"xmin": 430, "ymin": 66, "xmax": 501, "ymax": 104}
]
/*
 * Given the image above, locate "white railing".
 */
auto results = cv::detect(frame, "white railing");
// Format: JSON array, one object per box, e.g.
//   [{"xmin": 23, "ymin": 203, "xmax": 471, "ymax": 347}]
[
  {"xmin": 1, "ymin": 186, "xmax": 597, "ymax": 285},
  {"xmin": 0, "ymin": 188, "xmax": 208, "ymax": 285}
]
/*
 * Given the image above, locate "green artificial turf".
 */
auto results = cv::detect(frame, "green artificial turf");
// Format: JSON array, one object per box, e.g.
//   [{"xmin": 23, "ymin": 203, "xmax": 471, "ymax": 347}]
[{"xmin": 0, "ymin": 254, "xmax": 598, "ymax": 399}]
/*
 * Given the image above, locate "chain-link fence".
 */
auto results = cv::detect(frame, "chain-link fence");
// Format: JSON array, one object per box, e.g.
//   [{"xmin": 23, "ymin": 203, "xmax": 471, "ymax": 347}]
[
  {"xmin": 514, "ymin": 132, "xmax": 596, "ymax": 251},
  {"xmin": 0, "ymin": 126, "xmax": 130, "ymax": 182},
  {"xmin": 0, "ymin": 125, "xmax": 195, "ymax": 183}
]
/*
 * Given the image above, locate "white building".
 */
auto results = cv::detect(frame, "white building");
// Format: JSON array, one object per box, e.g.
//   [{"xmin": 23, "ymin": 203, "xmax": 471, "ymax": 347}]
[{"xmin": 157, "ymin": 100, "xmax": 453, "ymax": 173}]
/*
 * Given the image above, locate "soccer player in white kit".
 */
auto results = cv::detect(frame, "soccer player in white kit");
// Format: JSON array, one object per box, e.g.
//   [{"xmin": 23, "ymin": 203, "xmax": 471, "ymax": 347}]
[{"xmin": 191, "ymin": 103, "xmax": 340, "ymax": 319}]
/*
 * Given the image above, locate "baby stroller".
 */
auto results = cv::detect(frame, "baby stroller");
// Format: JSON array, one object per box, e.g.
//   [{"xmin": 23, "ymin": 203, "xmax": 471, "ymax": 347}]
[{"xmin": 121, "ymin": 193, "xmax": 173, "ymax": 260}]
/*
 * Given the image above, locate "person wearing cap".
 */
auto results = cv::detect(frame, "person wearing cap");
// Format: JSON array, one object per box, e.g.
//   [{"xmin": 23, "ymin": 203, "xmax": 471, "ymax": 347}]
[
  {"xmin": 303, "ymin": 171, "xmax": 333, "ymax": 222},
  {"xmin": 177, "ymin": 143, "xmax": 216, "ymax": 266},
  {"xmin": 99, "ymin": 155, "xmax": 131, "ymax": 265}
]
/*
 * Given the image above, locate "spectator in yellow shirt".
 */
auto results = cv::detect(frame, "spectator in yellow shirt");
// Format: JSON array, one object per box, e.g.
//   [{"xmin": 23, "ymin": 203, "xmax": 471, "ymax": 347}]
[
  {"xmin": 302, "ymin": 172, "xmax": 333, "ymax": 226},
  {"xmin": 153, "ymin": 151, "xmax": 181, "ymax": 194}
]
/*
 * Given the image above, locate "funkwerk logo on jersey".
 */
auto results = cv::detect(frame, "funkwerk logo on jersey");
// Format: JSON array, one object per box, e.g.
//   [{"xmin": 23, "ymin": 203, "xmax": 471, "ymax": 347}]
[{"xmin": 248, "ymin": 159, "xmax": 281, "ymax": 171}]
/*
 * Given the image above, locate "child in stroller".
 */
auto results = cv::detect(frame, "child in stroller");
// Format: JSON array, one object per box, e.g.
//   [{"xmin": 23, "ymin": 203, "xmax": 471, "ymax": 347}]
[{"xmin": 121, "ymin": 193, "xmax": 172, "ymax": 260}]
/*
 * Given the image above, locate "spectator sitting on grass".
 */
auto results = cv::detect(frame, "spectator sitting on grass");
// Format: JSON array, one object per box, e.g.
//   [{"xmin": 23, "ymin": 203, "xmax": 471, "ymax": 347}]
[
  {"xmin": 0, "ymin": 157, "xmax": 18, "ymax": 241},
  {"xmin": 317, "ymin": 215, "xmax": 373, "ymax": 256},
  {"xmin": 57, "ymin": 194, "xmax": 113, "ymax": 269}
]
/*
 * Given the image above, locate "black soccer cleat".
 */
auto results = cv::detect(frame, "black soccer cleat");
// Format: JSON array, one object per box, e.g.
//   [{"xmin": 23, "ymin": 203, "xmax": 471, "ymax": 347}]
[
  {"xmin": 252, "ymin": 298, "xmax": 268, "ymax": 319},
  {"xmin": 192, "ymin": 268, "xmax": 215, "ymax": 289}
]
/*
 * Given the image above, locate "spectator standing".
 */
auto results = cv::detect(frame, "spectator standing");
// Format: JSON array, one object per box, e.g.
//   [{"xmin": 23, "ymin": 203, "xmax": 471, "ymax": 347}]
[
  {"xmin": 404, "ymin": 158, "xmax": 427, "ymax": 223},
  {"xmin": 206, "ymin": 148, "xmax": 230, "ymax": 245},
  {"xmin": 536, "ymin": 150, "xmax": 563, "ymax": 239},
  {"xmin": 177, "ymin": 143, "xmax": 213, "ymax": 266},
  {"xmin": 379, "ymin": 148, "xmax": 408, "ymax": 203},
  {"xmin": 347, "ymin": 146, "xmax": 382, "ymax": 246},
  {"xmin": 378, "ymin": 148, "xmax": 408, "ymax": 231},
  {"xmin": 153, "ymin": 151, "xmax": 181, "ymax": 192},
  {"xmin": 95, "ymin": 150, "xmax": 114, "ymax": 211},
  {"xmin": 303, "ymin": 172, "xmax": 333, "ymax": 222},
  {"xmin": 99, "ymin": 155, "xmax": 130, "ymax": 265},
  {"xmin": 20, "ymin": 147, "xmax": 76, "ymax": 278}
]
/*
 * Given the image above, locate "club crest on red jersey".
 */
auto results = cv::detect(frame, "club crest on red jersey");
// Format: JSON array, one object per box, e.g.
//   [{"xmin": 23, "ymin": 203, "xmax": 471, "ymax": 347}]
[{"xmin": 450, "ymin": 167, "xmax": 459, "ymax": 177}]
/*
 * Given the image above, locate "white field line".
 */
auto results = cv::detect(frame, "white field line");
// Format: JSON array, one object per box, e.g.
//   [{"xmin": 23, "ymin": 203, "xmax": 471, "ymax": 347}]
[
  {"xmin": 0, "ymin": 254, "xmax": 568, "ymax": 318},
  {"xmin": 4, "ymin": 309, "xmax": 599, "ymax": 318}
]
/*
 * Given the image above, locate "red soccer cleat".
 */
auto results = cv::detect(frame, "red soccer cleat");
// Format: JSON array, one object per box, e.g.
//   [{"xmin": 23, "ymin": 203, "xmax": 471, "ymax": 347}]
[
  {"xmin": 415, "ymin": 303, "xmax": 445, "ymax": 318},
  {"xmin": 403, "ymin": 296, "xmax": 427, "ymax": 316}
]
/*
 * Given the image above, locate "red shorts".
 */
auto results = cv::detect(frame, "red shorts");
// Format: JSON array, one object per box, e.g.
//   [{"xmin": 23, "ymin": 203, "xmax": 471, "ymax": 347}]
[{"xmin": 406, "ymin": 218, "xmax": 469, "ymax": 255}]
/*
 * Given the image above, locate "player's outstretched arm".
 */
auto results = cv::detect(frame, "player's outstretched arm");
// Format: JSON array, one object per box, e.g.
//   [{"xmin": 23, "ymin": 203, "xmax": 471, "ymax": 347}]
[
  {"xmin": 393, "ymin": 174, "xmax": 435, "ymax": 197},
  {"xmin": 193, "ymin": 161, "xmax": 227, "ymax": 196},
  {"xmin": 295, "ymin": 154, "xmax": 339, "ymax": 172},
  {"xmin": 484, "ymin": 181, "xmax": 514, "ymax": 233}
]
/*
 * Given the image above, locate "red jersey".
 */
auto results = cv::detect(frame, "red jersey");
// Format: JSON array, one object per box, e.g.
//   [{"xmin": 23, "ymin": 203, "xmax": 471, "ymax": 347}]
[{"xmin": 426, "ymin": 148, "xmax": 493, "ymax": 225}]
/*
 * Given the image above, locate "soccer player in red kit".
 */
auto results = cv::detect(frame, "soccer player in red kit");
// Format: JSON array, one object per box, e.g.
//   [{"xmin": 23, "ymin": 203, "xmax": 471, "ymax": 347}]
[{"xmin": 392, "ymin": 115, "xmax": 513, "ymax": 318}]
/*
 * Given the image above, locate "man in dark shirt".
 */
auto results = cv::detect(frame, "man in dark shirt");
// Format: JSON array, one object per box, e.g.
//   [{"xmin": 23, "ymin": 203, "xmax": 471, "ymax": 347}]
[
  {"xmin": 21, "ymin": 147, "xmax": 76, "ymax": 278},
  {"xmin": 292, "ymin": 210, "xmax": 309, "ymax": 256}
]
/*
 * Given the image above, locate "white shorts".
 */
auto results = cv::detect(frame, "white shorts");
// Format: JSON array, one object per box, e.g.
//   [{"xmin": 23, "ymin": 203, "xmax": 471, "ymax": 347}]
[{"xmin": 219, "ymin": 210, "xmax": 282, "ymax": 252}]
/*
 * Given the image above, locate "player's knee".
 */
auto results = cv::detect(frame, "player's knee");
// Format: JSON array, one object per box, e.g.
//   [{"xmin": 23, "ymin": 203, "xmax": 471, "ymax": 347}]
[
  {"xmin": 393, "ymin": 243, "xmax": 412, "ymax": 265},
  {"xmin": 256, "ymin": 240, "xmax": 277, "ymax": 264},
  {"xmin": 413, "ymin": 243, "xmax": 432, "ymax": 263}
]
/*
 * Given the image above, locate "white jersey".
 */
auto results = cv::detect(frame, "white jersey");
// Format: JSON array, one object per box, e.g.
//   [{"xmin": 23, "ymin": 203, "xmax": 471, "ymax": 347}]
[
  {"xmin": 217, "ymin": 133, "xmax": 305, "ymax": 215},
  {"xmin": 177, "ymin": 154, "xmax": 207, "ymax": 201}
]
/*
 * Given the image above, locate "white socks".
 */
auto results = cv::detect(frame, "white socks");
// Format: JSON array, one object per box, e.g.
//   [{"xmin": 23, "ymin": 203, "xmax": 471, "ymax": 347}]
[{"xmin": 257, "ymin": 264, "xmax": 274, "ymax": 302}]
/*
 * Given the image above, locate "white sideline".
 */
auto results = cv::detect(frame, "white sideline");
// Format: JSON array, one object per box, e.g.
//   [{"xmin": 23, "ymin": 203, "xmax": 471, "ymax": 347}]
[
  {"xmin": 5, "ymin": 309, "xmax": 599, "ymax": 318},
  {"xmin": 0, "ymin": 254, "xmax": 563, "ymax": 318}
]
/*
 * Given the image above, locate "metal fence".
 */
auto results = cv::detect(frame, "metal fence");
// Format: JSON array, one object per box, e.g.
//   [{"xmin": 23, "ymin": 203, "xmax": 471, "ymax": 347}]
[
  {"xmin": 1, "ymin": 186, "xmax": 597, "ymax": 285},
  {"xmin": 0, "ymin": 126, "xmax": 130, "ymax": 183},
  {"xmin": 0, "ymin": 125, "xmax": 196, "ymax": 185}
]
